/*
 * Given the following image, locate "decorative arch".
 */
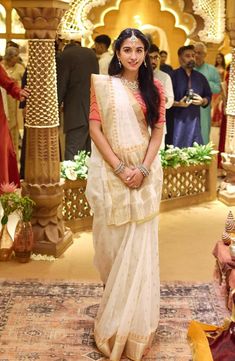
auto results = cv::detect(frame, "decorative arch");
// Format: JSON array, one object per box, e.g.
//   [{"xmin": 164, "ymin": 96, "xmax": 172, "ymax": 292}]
[{"xmin": 58, "ymin": 0, "xmax": 197, "ymax": 46}]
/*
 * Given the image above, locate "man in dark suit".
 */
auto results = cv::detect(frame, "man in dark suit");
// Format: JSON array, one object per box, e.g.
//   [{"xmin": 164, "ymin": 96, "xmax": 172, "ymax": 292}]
[
  {"xmin": 160, "ymin": 50, "xmax": 173, "ymax": 77},
  {"xmin": 57, "ymin": 35, "xmax": 99, "ymax": 160}
]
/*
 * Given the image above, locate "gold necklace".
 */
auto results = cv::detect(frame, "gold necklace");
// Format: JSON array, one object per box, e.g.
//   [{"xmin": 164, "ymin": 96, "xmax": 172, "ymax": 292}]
[{"xmin": 120, "ymin": 77, "xmax": 139, "ymax": 91}]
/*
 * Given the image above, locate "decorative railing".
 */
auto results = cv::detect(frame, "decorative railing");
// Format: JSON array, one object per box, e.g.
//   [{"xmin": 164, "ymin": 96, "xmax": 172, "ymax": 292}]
[{"xmin": 62, "ymin": 155, "xmax": 217, "ymax": 232}]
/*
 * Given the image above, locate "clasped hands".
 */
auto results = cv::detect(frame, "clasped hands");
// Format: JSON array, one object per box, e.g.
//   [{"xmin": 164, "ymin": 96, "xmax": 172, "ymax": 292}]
[
  {"xmin": 118, "ymin": 166, "xmax": 144, "ymax": 189},
  {"xmin": 179, "ymin": 93, "xmax": 205, "ymax": 107}
]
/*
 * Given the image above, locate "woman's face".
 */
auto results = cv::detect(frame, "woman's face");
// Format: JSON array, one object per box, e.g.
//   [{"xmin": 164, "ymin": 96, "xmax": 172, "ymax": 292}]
[
  {"xmin": 216, "ymin": 54, "xmax": 223, "ymax": 65},
  {"xmin": 116, "ymin": 37, "xmax": 146, "ymax": 73},
  {"xmin": 8, "ymin": 54, "xmax": 18, "ymax": 66}
]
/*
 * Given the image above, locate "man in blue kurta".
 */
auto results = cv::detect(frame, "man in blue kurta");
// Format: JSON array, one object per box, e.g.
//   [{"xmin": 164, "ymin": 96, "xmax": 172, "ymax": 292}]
[
  {"xmin": 194, "ymin": 42, "xmax": 221, "ymax": 144},
  {"xmin": 170, "ymin": 45, "xmax": 212, "ymax": 148}
]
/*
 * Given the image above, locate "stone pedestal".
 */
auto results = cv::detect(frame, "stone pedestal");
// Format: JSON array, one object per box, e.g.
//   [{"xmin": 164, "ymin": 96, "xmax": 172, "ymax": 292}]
[{"xmin": 22, "ymin": 182, "xmax": 73, "ymax": 256}]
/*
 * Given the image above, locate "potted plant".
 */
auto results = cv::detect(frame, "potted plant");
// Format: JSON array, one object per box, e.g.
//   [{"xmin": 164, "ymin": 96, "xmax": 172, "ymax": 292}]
[
  {"xmin": 0, "ymin": 182, "xmax": 21, "ymax": 261},
  {"xmin": 13, "ymin": 195, "xmax": 35, "ymax": 263}
]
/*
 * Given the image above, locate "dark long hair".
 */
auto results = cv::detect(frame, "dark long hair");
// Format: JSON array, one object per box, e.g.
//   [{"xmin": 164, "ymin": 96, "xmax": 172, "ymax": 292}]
[
  {"xmin": 108, "ymin": 28, "xmax": 160, "ymax": 129},
  {"xmin": 215, "ymin": 52, "xmax": 226, "ymax": 69}
]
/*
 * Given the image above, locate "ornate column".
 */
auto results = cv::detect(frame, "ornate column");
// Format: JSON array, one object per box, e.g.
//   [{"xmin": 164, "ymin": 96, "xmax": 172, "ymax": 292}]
[
  {"xmin": 218, "ymin": 0, "xmax": 235, "ymax": 205},
  {"xmin": 12, "ymin": 0, "xmax": 73, "ymax": 256}
]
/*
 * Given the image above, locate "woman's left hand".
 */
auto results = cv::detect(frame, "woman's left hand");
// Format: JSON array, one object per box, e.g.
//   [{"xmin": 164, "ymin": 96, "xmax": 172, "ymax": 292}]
[{"xmin": 125, "ymin": 168, "xmax": 144, "ymax": 189}]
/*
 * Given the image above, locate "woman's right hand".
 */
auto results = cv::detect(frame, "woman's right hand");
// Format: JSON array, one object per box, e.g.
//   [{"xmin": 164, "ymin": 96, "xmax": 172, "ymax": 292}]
[{"xmin": 118, "ymin": 167, "xmax": 135, "ymax": 187}]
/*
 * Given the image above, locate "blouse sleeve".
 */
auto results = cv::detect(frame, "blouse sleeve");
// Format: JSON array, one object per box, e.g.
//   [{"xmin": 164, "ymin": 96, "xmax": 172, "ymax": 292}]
[
  {"xmin": 154, "ymin": 78, "xmax": 166, "ymax": 124},
  {"xmin": 89, "ymin": 80, "xmax": 101, "ymax": 122}
]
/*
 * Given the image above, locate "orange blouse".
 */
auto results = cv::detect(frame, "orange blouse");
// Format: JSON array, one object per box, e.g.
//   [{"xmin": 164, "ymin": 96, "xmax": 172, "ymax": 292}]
[{"xmin": 89, "ymin": 78, "xmax": 165, "ymax": 124}]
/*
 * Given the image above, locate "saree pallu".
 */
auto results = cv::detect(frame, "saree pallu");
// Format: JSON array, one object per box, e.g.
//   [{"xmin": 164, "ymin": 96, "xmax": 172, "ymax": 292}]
[{"xmin": 86, "ymin": 75, "xmax": 163, "ymax": 360}]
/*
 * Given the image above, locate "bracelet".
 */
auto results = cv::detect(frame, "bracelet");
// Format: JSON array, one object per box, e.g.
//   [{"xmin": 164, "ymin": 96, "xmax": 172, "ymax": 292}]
[
  {"xmin": 137, "ymin": 164, "xmax": 150, "ymax": 177},
  {"xmin": 114, "ymin": 161, "xmax": 125, "ymax": 175}
]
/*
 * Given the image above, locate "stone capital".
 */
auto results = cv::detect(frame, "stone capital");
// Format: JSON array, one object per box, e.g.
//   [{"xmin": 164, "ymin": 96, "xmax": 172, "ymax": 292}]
[{"xmin": 11, "ymin": 0, "xmax": 69, "ymax": 39}]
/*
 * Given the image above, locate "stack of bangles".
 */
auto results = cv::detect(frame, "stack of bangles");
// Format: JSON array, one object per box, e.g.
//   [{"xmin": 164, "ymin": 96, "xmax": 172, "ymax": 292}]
[
  {"xmin": 137, "ymin": 164, "xmax": 150, "ymax": 177},
  {"xmin": 114, "ymin": 161, "xmax": 125, "ymax": 175},
  {"xmin": 114, "ymin": 161, "xmax": 150, "ymax": 177}
]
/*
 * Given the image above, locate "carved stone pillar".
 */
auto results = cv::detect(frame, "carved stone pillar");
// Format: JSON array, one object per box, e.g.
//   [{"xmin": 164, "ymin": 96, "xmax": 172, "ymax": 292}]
[
  {"xmin": 12, "ymin": 1, "xmax": 73, "ymax": 256},
  {"xmin": 218, "ymin": 0, "xmax": 235, "ymax": 205}
]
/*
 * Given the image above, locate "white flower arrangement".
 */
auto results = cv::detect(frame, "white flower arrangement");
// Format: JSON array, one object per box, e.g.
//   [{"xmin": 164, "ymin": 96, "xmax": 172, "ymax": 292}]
[
  {"xmin": 160, "ymin": 142, "xmax": 218, "ymax": 168},
  {"xmin": 60, "ymin": 151, "xmax": 89, "ymax": 181}
]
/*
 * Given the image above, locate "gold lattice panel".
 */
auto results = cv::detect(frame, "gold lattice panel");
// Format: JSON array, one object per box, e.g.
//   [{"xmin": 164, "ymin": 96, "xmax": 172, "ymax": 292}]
[
  {"xmin": 162, "ymin": 165, "xmax": 209, "ymax": 200},
  {"xmin": 26, "ymin": 40, "xmax": 59, "ymax": 128},
  {"xmin": 63, "ymin": 179, "xmax": 92, "ymax": 222}
]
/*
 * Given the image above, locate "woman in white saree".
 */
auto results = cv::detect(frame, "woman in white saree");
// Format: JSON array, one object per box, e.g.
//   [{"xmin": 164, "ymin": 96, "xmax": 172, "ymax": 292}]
[{"xmin": 86, "ymin": 28, "xmax": 165, "ymax": 361}]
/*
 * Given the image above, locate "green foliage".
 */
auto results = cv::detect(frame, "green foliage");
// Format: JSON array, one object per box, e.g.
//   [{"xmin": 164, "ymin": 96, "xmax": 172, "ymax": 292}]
[
  {"xmin": 0, "ymin": 192, "xmax": 35, "ymax": 225},
  {"xmin": 60, "ymin": 151, "xmax": 89, "ymax": 180},
  {"xmin": 160, "ymin": 142, "xmax": 218, "ymax": 168},
  {"xmin": 19, "ymin": 196, "xmax": 35, "ymax": 222},
  {"xmin": 0, "ymin": 192, "xmax": 21, "ymax": 225}
]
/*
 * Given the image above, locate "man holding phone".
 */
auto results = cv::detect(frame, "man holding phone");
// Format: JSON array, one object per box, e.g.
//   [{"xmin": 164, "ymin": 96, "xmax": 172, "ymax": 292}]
[{"xmin": 169, "ymin": 45, "xmax": 212, "ymax": 147}]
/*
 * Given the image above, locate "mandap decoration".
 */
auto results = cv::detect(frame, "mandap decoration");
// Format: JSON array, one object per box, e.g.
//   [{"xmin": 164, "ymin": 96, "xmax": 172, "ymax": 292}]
[
  {"xmin": 57, "ymin": 0, "xmax": 108, "ymax": 41},
  {"xmin": 57, "ymin": 0, "xmax": 196, "ymax": 47},
  {"xmin": 192, "ymin": 0, "xmax": 225, "ymax": 43}
]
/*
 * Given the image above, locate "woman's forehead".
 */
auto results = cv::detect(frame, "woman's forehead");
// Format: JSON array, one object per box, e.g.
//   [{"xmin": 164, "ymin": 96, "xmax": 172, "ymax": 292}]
[{"xmin": 121, "ymin": 38, "xmax": 144, "ymax": 48}]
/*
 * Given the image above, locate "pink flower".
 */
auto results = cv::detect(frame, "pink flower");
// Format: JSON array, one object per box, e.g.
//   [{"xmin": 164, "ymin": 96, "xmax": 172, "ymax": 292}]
[{"xmin": 0, "ymin": 182, "xmax": 17, "ymax": 194}]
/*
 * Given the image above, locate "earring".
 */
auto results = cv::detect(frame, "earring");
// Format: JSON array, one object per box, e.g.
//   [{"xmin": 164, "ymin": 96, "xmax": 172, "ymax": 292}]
[
  {"xmin": 144, "ymin": 59, "xmax": 147, "ymax": 68},
  {"xmin": 118, "ymin": 59, "xmax": 122, "ymax": 68}
]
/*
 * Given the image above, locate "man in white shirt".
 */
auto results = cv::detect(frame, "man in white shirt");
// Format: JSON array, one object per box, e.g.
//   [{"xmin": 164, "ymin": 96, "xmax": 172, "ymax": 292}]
[
  {"xmin": 149, "ymin": 44, "xmax": 174, "ymax": 148},
  {"xmin": 95, "ymin": 34, "xmax": 112, "ymax": 75}
]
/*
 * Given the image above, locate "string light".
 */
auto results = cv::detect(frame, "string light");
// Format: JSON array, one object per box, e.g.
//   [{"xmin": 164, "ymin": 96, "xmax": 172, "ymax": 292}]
[
  {"xmin": 58, "ymin": 0, "xmax": 108, "ymax": 40},
  {"xmin": 192, "ymin": 0, "xmax": 225, "ymax": 43},
  {"xmin": 225, "ymin": 48, "xmax": 235, "ymax": 153}
]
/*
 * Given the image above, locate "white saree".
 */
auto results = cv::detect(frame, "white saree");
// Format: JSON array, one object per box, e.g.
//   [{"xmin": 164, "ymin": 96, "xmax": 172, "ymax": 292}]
[{"xmin": 86, "ymin": 75, "xmax": 163, "ymax": 361}]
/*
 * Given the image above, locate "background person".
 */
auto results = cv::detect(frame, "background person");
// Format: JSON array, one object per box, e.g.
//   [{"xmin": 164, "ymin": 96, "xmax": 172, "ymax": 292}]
[
  {"xmin": 211, "ymin": 52, "xmax": 227, "ymax": 129},
  {"xmin": 215, "ymin": 52, "xmax": 226, "ymax": 81},
  {"xmin": 170, "ymin": 45, "xmax": 212, "ymax": 148},
  {"xmin": 2, "ymin": 46, "xmax": 25, "ymax": 161},
  {"xmin": 94, "ymin": 34, "xmax": 112, "ymax": 75},
  {"xmin": 0, "ymin": 64, "xmax": 29, "ymax": 188},
  {"xmin": 57, "ymin": 34, "xmax": 99, "ymax": 159},
  {"xmin": 159, "ymin": 49, "xmax": 173, "ymax": 76},
  {"xmin": 149, "ymin": 44, "xmax": 174, "ymax": 148},
  {"xmin": 86, "ymin": 28, "xmax": 165, "ymax": 361},
  {"xmin": 194, "ymin": 42, "xmax": 221, "ymax": 144}
]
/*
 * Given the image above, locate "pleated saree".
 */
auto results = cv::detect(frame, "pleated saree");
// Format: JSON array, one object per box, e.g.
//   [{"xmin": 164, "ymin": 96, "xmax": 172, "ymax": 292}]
[{"xmin": 86, "ymin": 74, "xmax": 163, "ymax": 361}]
